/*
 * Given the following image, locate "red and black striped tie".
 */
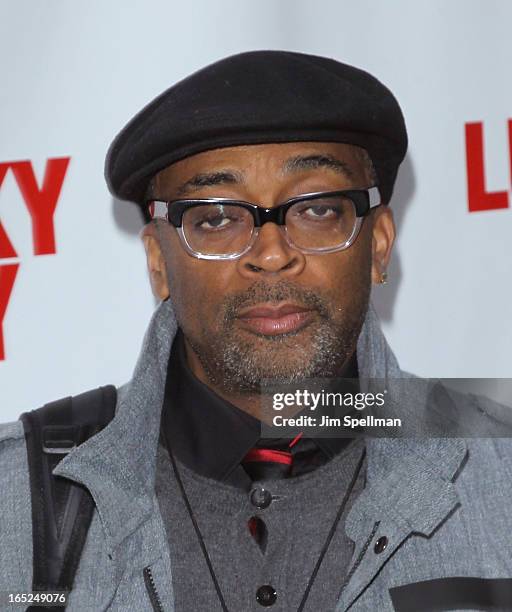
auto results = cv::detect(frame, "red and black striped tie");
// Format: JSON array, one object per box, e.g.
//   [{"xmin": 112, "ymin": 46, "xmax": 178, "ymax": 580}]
[{"xmin": 241, "ymin": 433, "xmax": 303, "ymax": 481}]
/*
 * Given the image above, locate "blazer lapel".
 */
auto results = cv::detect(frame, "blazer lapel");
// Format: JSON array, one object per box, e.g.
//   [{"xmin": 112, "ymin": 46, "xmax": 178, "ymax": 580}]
[{"xmin": 336, "ymin": 437, "xmax": 467, "ymax": 611}]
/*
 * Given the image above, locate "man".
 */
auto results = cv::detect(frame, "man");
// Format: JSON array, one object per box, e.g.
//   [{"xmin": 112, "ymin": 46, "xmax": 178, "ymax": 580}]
[{"xmin": 1, "ymin": 50, "xmax": 512, "ymax": 612}]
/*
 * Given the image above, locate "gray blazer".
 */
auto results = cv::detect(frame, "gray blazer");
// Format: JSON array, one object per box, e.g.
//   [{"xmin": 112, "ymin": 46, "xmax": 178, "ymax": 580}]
[{"xmin": 1, "ymin": 299, "xmax": 512, "ymax": 611}]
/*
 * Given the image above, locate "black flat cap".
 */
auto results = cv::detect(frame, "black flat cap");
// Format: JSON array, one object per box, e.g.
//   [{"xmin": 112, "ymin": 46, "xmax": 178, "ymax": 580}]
[{"xmin": 105, "ymin": 50, "xmax": 407, "ymax": 209}]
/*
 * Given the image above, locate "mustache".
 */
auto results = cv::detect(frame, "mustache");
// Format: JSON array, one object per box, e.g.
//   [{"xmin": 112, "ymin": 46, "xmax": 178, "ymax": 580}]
[{"xmin": 222, "ymin": 280, "xmax": 331, "ymax": 322}]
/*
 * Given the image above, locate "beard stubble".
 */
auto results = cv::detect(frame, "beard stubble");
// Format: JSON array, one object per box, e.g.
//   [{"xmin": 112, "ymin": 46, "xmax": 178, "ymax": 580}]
[{"xmin": 171, "ymin": 278, "xmax": 370, "ymax": 396}]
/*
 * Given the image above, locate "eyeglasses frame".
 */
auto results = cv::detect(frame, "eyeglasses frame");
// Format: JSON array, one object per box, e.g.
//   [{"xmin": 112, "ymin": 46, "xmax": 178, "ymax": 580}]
[{"xmin": 147, "ymin": 186, "xmax": 381, "ymax": 260}]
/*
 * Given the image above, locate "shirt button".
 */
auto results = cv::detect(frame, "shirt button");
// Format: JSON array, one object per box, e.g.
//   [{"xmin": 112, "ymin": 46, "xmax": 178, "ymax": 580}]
[
  {"xmin": 256, "ymin": 585, "xmax": 277, "ymax": 606},
  {"xmin": 374, "ymin": 535, "xmax": 388, "ymax": 554},
  {"xmin": 250, "ymin": 487, "xmax": 272, "ymax": 509}
]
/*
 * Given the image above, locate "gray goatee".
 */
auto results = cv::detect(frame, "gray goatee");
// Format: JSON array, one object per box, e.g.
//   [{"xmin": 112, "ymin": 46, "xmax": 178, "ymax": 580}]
[{"xmin": 174, "ymin": 279, "xmax": 369, "ymax": 395}]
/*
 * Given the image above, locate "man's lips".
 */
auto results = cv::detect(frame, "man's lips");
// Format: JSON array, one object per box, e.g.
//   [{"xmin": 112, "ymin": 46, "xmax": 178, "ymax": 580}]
[{"xmin": 236, "ymin": 303, "xmax": 315, "ymax": 335}]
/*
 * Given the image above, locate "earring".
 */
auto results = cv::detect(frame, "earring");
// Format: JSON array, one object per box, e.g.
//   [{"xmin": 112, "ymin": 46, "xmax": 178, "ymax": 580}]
[{"xmin": 380, "ymin": 271, "xmax": 388, "ymax": 285}]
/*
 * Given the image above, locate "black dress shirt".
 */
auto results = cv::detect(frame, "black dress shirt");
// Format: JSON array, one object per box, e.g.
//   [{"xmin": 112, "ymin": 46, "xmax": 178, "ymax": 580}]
[{"xmin": 161, "ymin": 328, "xmax": 359, "ymax": 486}]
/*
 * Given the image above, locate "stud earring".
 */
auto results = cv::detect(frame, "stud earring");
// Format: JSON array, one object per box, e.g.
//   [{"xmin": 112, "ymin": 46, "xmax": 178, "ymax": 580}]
[{"xmin": 380, "ymin": 271, "xmax": 388, "ymax": 285}]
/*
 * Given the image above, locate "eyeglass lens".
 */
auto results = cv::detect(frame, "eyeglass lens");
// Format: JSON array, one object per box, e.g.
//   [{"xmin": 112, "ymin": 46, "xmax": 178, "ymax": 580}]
[{"xmin": 181, "ymin": 193, "xmax": 357, "ymax": 256}]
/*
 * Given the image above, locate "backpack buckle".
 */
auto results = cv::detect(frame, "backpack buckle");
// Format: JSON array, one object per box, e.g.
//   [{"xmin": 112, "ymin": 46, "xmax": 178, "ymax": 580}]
[{"xmin": 42, "ymin": 426, "xmax": 78, "ymax": 454}]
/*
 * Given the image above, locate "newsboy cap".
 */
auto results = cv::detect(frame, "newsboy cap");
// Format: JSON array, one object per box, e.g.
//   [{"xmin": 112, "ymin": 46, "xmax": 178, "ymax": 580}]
[{"xmin": 105, "ymin": 50, "xmax": 407, "ymax": 210}]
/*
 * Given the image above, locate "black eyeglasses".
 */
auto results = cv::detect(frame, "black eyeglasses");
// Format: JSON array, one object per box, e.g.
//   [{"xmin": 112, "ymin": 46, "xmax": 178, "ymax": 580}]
[{"xmin": 147, "ymin": 186, "xmax": 380, "ymax": 260}]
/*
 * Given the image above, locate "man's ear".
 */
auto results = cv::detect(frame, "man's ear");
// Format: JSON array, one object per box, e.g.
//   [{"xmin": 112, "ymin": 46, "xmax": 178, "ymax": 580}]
[
  {"xmin": 141, "ymin": 224, "xmax": 170, "ymax": 300},
  {"xmin": 370, "ymin": 206, "xmax": 395, "ymax": 284}
]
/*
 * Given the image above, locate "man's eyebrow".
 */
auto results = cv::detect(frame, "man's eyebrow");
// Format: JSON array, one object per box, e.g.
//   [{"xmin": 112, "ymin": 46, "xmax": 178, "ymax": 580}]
[
  {"xmin": 282, "ymin": 154, "xmax": 355, "ymax": 179},
  {"xmin": 175, "ymin": 170, "xmax": 243, "ymax": 197}
]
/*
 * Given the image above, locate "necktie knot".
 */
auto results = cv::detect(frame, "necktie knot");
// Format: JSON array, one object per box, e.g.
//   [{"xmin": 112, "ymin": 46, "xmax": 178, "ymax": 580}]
[{"xmin": 241, "ymin": 433, "xmax": 303, "ymax": 481}]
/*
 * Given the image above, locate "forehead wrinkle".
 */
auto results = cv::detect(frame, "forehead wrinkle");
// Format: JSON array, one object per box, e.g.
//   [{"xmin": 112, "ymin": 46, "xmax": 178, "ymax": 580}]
[
  {"xmin": 282, "ymin": 154, "xmax": 356, "ymax": 180},
  {"xmin": 175, "ymin": 169, "xmax": 244, "ymax": 197}
]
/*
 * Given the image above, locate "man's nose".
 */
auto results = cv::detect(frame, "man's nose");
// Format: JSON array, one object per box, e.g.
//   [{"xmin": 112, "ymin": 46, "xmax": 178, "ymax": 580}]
[{"xmin": 236, "ymin": 222, "xmax": 306, "ymax": 277}]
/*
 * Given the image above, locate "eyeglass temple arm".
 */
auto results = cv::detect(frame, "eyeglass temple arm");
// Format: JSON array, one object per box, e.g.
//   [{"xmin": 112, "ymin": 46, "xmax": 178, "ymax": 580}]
[
  {"xmin": 148, "ymin": 200, "xmax": 169, "ymax": 220},
  {"xmin": 368, "ymin": 186, "xmax": 381, "ymax": 210}
]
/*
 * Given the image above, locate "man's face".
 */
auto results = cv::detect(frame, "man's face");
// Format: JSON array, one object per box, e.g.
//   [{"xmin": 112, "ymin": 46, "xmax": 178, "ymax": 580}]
[{"xmin": 143, "ymin": 142, "xmax": 394, "ymax": 395}]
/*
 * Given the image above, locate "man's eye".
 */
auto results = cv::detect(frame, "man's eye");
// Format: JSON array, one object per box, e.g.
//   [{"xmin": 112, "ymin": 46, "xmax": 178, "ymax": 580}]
[
  {"xmin": 302, "ymin": 206, "xmax": 339, "ymax": 218},
  {"xmin": 197, "ymin": 215, "xmax": 232, "ymax": 229},
  {"xmin": 301, "ymin": 205, "xmax": 340, "ymax": 219}
]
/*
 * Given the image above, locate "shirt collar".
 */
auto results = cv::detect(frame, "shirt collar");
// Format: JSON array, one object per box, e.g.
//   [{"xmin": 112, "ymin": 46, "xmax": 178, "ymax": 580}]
[
  {"xmin": 162, "ymin": 328, "xmax": 261, "ymax": 481},
  {"xmin": 161, "ymin": 327, "xmax": 359, "ymax": 481}
]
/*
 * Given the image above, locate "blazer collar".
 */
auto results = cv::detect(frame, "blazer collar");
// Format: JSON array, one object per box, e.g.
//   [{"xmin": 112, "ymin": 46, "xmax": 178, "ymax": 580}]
[
  {"xmin": 54, "ymin": 299, "xmax": 178, "ymax": 551},
  {"xmin": 54, "ymin": 298, "xmax": 467, "ymax": 552}
]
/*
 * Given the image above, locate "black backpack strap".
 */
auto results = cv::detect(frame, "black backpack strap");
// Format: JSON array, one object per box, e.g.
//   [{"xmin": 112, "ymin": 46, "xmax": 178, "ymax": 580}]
[{"xmin": 20, "ymin": 385, "xmax": 117, "ymax": 610}]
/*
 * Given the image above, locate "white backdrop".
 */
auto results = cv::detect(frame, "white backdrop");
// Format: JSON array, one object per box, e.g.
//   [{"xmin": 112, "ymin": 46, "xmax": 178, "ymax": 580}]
[{"xmin": 1, "ymin": 0, "xmax": 511, "ymax": 421}]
